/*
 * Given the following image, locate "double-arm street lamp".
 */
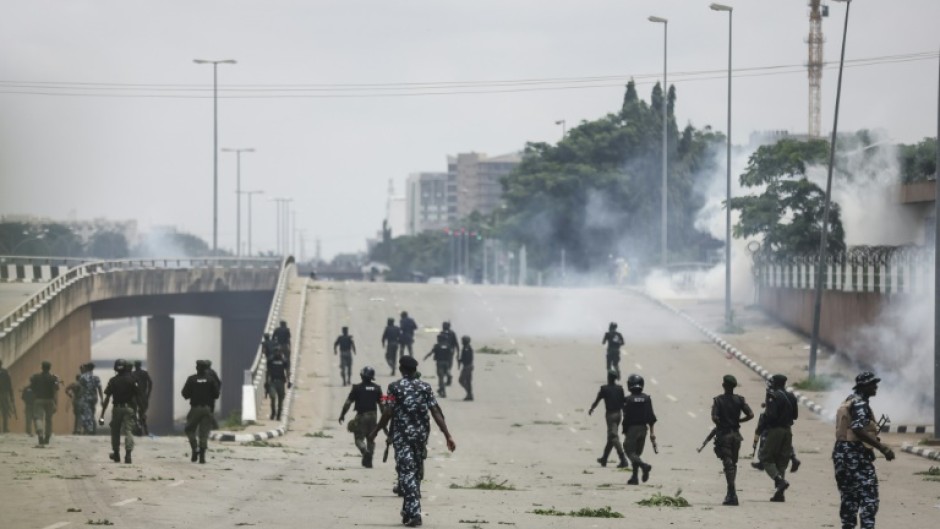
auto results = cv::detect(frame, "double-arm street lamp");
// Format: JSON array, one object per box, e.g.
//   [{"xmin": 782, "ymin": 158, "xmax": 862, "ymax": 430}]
[
  {"xmin": 221, "ymin": 147, "xmax": 255, "ymax": 256},
  {"xmin": 648, "ymin": 15, "xmax": 669, "ymax": 267},
  {"xmin": 710, "ymin": 3, "xmax": 734, "ymax": 330},
  {"xmin": 193, "ymin": 58, "xmax": 237, "ymax": 254}
]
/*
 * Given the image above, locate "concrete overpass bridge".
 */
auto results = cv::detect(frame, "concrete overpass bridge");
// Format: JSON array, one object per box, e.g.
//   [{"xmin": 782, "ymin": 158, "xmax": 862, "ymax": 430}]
[{"xmin": 0, "ymin": 256, "xmax": 294, "ymax": 435}]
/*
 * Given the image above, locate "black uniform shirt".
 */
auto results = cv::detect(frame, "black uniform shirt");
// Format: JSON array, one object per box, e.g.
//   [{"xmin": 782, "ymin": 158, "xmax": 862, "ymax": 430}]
[
  {"xmin": 622, "ymin": 392, "xmax": 657, "ymax": 428},
  {"xmin": 335, "ymin": 334, "xmax": 355, "ymax": 354},
  {"xmin": 30, "ymin": 372, "xmax": 59, "ymax": 400},
  {"xmin": 0, "ymin": 367, "xmax": 13, "ymax": 401},
  {"xmin": 596, "ymin": 383, "xmax": 626, "ymax": 413},
  {"xmin": 764, "ymin": 389, "xmax": 798, "ymax": 428},
  {"xmin": 400, "ymin": 317, "xmax": 418, "ymax": 342},
  {"xmin": 105, "ymin": 372, "xmax": 140, "ymax": 407},
  {"xmin": 273, "ymin": 326, "xmax": 291, "ymax": 346},
  {"xmin": 712, "ymin": 393, "xmax": 753, "ymax": 431},
  {"xmin": 132, "ymin": 369, "xmax": 152, "ymax": 396},
  {"xmin": 459, "ymin": 344, "xmax": 474, "ymax": 367},
  {"xmin": 382, "ymin": 325, "xmax": 402, "ymax": 345},
  {"xmin": 430, "ymin": 344, "xmax": 450, "ymax": 362},
  {"xmin": 348, "ymin": 381, "xmax": 383, "ymax": 413},
  {"xmin": 441, "ymin": 329, "xmax": 459, "ymax": 351},
  {"xmin": 603, "ymin": 331, "xmax": 625, "ymax": 354},
  {"xmin": 182, "ymin": 372, "xmax": 220, "ymax": 407},
  {"xmin": 267, "ymin": 355, "xmax": 290, "ymax": 381},
  {"xmin": 206, "ymin": 368, "xmax": 221, "ymax": 389}
]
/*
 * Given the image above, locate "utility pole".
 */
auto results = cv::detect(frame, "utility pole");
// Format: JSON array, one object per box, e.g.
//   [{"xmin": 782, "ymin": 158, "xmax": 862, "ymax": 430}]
[
  {"xmin": 221, "ymin": 147, "xmax": 254, "ymax": 256},
  {"xmin": 807, "ymin": 0, "xmax": 826, "ymax": 138},
  {"xmin": 933, "ymin": 48, "xmax": 939, "ymax": 440}
]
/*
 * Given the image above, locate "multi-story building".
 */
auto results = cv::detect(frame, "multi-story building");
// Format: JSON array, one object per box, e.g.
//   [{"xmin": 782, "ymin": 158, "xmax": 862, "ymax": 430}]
[{"xmin": 406, "ymin": 172, "xmax": 451, "ymax": 235}]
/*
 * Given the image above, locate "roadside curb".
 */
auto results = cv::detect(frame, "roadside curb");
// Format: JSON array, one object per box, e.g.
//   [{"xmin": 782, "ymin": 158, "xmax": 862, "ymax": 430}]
[
  {"xmin": 901, "ymin": 443, "xmax": 940, "ymax": 461},
  {"xmin": 212, "ymin": 427, "xmax": 286, "ymax": 443},
  {"xmin": 881, "ymin": 424, "xmax": 934, "ymax": 434}
]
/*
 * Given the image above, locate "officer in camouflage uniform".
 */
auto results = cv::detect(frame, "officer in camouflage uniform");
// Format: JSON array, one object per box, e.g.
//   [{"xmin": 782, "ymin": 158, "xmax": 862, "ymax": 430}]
[
  {"xmin": 710, "ymin": 374, "xmax": 754, "ymax": 506},
  {"xmin": 622, "ymin": 373, "xmax": 656, "ymax": 485},
  {"xmin": 29, "ymin": 361, "xmax": 59, "ymax": 446},
  {"xmin": 761, "ymin": 373, "xmax": 799, "ymax": 502},
  {"xmin": 833, "ymin": 372, "xmax": 895, "ymax": 529},
  {"xmin": 99, "ymin": 359, "xmax": 141, "ymax": 464},
  {"xmin": 369, "ymin": 356, "xmax": 456, "ymax": 527},
  {"xmin": 423, "ymin": 334, "xmax": 452, "ymax": 398},
  {"xmin": 339, "ymin": 366, "xmax": 383, "ymax": 467},
  {"xmin": 334, "ymin": 326, "xmax": 357, "ymax": 386},
  {"xmin": 79, "ymin": 362, "xmax": 103, "ymax": 434},
  {"xmin": 588, "ymin": 369, "xmax": 628, "ymax": 468},
  {"xmin": 602, "ymin": 322, "xmax": 625, "ymax": 376},
  {"xmin": 182, "ymin": 360, "xmax": 220, "ymax": 464}
]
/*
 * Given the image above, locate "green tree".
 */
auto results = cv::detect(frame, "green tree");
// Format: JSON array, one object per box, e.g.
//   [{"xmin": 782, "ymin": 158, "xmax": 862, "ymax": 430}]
[
  {"xmin": 899, "ymin": 137, "xmax": 937, "ymax": 183},
  {"xmin": 87, "ymin": 231, "xmax": 129, "ymax": 259},
  {"xmin": 729, "ymin": 139, "xmax": 845, "ymax": 255}
]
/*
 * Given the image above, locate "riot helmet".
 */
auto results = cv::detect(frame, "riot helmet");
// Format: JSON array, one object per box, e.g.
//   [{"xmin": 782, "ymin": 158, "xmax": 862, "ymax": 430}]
[
  {"xmin": 627, "ymin": 373, "xmax": 645, "ymax": 393},
  {"xmin": 360, "ymin": 366, "xmax": 376, "ymax": 381}
]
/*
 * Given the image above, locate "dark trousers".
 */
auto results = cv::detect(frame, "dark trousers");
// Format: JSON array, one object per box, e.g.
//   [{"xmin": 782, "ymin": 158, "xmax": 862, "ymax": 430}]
[
  {"xmin": 458, "ymin": 365, "xmax": 473, "ymax": 397},
  {"xmin": 110, "ymin": 406, "xmax": 136, "ymax": 453},
  {"xmin": 435, "ymin": 362, "xmax": 448, "ymax": 396},
  {"xmin": 606, "ymin": 353, "xmax": 620, "ymax": 375},
  {"xmin": 269, "ymin": 379, "xmax": 286, "ymax": 419},
  {"xmin": 340, "ymin": 353, "xmax": 353, "ymax": 384},
  {"xmin": 399, "ymin": 340, "xmax": 414, "ymax": 357},
  {"xmin": 386, "ymin": 344, "xmax": 399, "ymax": 373}
]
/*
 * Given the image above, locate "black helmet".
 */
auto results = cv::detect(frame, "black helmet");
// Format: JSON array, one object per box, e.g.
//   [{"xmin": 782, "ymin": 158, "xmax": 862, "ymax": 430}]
[
  {"xmin": 608, "ymin": 369, "xmax": 620, "ymax": 380},
  {"xmin": 360, "ymin": 366, "xmax": 376, "ymax": 380},
  {"xmin": 461, "ymin": 335, "xmax": 471, "ymax": 344},
  {"xmin": 853, "ymin": 371, "xmax": 881, "ymax": 389},
  {"xmin": 627, "ymin": 374, "xmax": 644, "ymax": 392},
  {"xmin": 442, "ymin": 321, "xmax": 451, "ymax": 330},
  {"xmin": 401, "ymin": 311, "xmax": 408, "ymax": 318},
  {"xmin": 387, "ymin": 317, "xmax": 394, "ymax": 325},
  {"xmin": 341, "ymin": 326, "xmax": 349, "ymax": 334},
  {"xmin": 609, "ymin": 322, "xmax": 618, "ymax": 330},
  {"xmin": 113, "ymin": 359, "xmax": 127, "ymax": 372}
]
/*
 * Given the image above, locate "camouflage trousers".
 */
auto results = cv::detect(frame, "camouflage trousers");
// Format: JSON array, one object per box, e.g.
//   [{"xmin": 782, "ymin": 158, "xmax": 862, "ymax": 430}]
[
  {"xmin": 80, "ymin": 399, "xmax": 98, "ymax": 434},
  {"xmin": 110, "ymin": 406, "xmax": 136, "ymax": 453},
  {"xmin": 348, "ymin": 411, "xmax": 377, "ymax": 456},
  {"xmin": 833, "ymin": 442, "xmax": 879, "ymax": 529},
  {"xmin": 393, "ymin": 439, "xmax": 426, "ymax": 520}
]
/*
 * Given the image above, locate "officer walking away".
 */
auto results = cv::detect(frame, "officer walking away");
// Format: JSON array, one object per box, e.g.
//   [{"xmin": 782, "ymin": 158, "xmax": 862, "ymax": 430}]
[
  {"xmin": 602, "ymin": 322, "xmax": 625, "ymax": 376},
  {"xmin": 439, "ymin": 321, "xmax": 459, "ymax": 386},
  {"xmin": 457, "ymin": 335, "xmax": 474, "ymax": 401},
  {"xmin": 833, "ymin": 372, "xmax": 895, "ymax": 529},
  {"xmin": 368, "ymin": 356, "xmax": 456, "ymax": 527},
  {"xmin": 424, "ymin": 334, "xmax": 452, "ymax": 398},
  {"xmin": 589, "ymin": 369, "xmax": 628, "ymax": 468},
  {"xmin": 261, "ymin": 333, "xmax": 276, "ymax": 362},
  {"xmin": 382, "ymin": 317, "xmax": 402, "ymax": 376},
  {"xmin": 760, "ymin": 374, "xmax": 799, "ymax": 502},
  {"xmin": 266, "ymin": 347, "xmax": 291, "ymax": 421},
  {"xmin": 622, "ymin": 373, "xmax": 656, "ymax": 484},
  {"xmin": 338, "ymin": 366, "xmax": 383, "ymax": 467},
  {"xmin": 79, "ymin": 362, "xmax": 104, "ymax": 435},
  {"xmin": 710, "ymin": 375, "xmax": 754, "ymax": 506},
  {"xmin": 204, "ymin": 360, "xmax": 221, "ymax": 422},
  {"xmin": 21, "ymin": 386, "xmax": 34, "ymax": 435},
  {"xmin": 334, "ymin": 326, "xmax": 357, "ymax": 386},
  {"xmin": 65, "ymin": 374, "xmax": 83, "ymax": 434},
  {"xmin": 0, "ymin": 360, "xmax": 15, "ymax": 433},
  {"xmin": 399, "ymin": 311, "xmax": 418, "ymax": 357},
  {"xmin": 182, "ymin": 360, "xmax": 221, "ymax": 464},
  {"xmin": 273, "ymin": 320, "xmax": 292, "ymax": 354},
  {"xmin": 29, "ymin": 361, "xmax": 59, "ymax": 446},
  {"xmin": 131, "ymin": 361, "xmax": 152, "ymax": 435},
  {"xmin": 751, "ymin": 386, "xmax": 801, "ymax": 473},
  {"xmin": 99, "ymin": 360, "xmax": 142, "ymax": 464}
]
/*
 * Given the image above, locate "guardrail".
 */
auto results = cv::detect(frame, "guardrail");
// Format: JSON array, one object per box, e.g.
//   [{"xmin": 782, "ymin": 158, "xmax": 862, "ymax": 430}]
[{"xmin": 247, "ymin": 258, "xmax": 295, "ymax": 399}]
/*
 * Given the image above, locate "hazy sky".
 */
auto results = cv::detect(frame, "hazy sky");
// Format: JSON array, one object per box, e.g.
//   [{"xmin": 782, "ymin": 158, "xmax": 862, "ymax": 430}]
[{"xmin": 1, "ymin": 0, "xmax": 937, "ymax": 259}]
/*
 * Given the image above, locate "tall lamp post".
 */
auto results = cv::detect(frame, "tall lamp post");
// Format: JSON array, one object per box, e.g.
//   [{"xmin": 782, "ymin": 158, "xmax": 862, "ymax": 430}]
[
  {"xmin": 809, "ymin": 0, "xmax": 852, "ymax": 380},
  {"xmin": 555, "ymin": 119, "xmax": 566, "ymax": 139},
  {"xmin": 193, "ymin": 58, "xmax": 237, "ymax": 255},
  {"xmin": 933, "ymin": 47, "xmax": 939, "ymax": 440},
  {"xmin": 648, "ymin": 15, "xmax": 669, "ymax": 267},
  {"xmin": 240, "ymin": 190, "xmax": 264, "ymax": 256},
  {"xmin": 221, "ymin": 147, "xmax": 255, "ymax": 256},
  {"xmin": 710, "ymin": 3, "xmax": 734, "ymax": 330}
]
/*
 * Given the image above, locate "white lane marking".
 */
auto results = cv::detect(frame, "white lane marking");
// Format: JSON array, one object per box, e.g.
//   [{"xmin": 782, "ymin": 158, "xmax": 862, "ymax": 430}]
[
  {"xmin": 556, "ymin": 413, "xmax": 565, "ymax": 420},
  {"xmin": 535, "ymin": 380, "xmax": 543, "ymax": 388},
  {"xmin": 167, "ymin": 480, "xmax": 185, "ymax": 488},
  {"xmin": 517, "ymin": 351, "xmax": 524, "ymax": 358},
  {"xmin": 583, "ymin": 439, "xmax": 591, "ymax": 445},
  {"xmin": 112, "ymin": 498, "xmax": 138, "ymax": 507},
  {"xmin": 41, "ymin": 523, "xmax": 70, "ymax": 529},
  {"xmin": 509, "ymin": 338, "xmax": 516, "ymax": 345},
  {"xmin": 634, "ymin": 363, "xmax": 643, "ymax": 370},
  {"xmin": 525, "ymin": 365, "xmax": 533, "ymax": 372},
  {"xmin": 650, "ymin": 377, "xmax": 659, "ymax": 385},
  {"xmin": 687, "ymin": 411, "xmax": 697, "ymax": 419},
  {"xmin": 569, "ymin": 427, "xmax": 578, "ymax": 434},
  {"xmin": 666, "ymin": 394, "xmax": 678, "ymax": 402},
  {"xmin": 545, "ymin": 397, "xmax": 553, "ymax": 405}
]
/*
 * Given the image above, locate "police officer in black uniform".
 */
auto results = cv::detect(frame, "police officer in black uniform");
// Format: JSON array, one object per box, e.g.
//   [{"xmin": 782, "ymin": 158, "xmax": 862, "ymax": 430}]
[
  {"xmin": 622, "ymin": 373, "xmax": 656, "ymax": 484},
  {"xmin": 334, "ymin": 326, "xmax": 356, "ymax": 386},
  {"xmin": 589, "ymin": 369, "xmax": 628, "ymax": 468},
  {"xmin": 382, "ymin": 317, "xmax": 402, "ymax": 376},
  {"xmin": 399, "ymin": 311, "xmax": 418, "ymax": 357},
  {"xmin": 261, "ymin": 333, "xmax": 276, "ymax": 362},
  {"xmin": 99, "ymin": 359, "xmax": 142, "ymax": 464},
  {"xmin": 266, "ymin": 348, "xmax": 291, "ymax": 421},
  {"xmin": 423, "ymin": 334, "xmax": 452, "ymax": 398},
  {"xmin": 710, "ymin": 374, "xmax": 754, "ymax": 506},
  {"xmin": 439, "ymin": 321, "xmax": 459, "ymax": 386},
  {"xmin": 761, "ymin": 373, "xmax": 799, "ymax": 502},
  {"xmin": 457, "ymin": 335, "xmax": 474, "ymax": 401},
  {"xmin": 272, "ymin": 320, "xmax": 292, "ymax": 353},
  {"xmin": 338, "ymin": 366, "xmax": 383, "ymax": 467},
  {"xmin": 602, "ymin": 322, "xmax": 625, "ymax": 376},
  {"xmin": 29, "ymin": 361, "xmax": 59, "ymax": 446},
  {"xmin": 131, "ymin": 360, "xmax": 153, "ymax": 436},
  {"xmin": 182, "ymin": 360, "xmax": 220, "ymax": 464}
]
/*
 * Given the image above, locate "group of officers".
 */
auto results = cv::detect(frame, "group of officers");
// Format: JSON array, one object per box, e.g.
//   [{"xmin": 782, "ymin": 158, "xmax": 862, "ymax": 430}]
[{"xmin": 595, "ymin": 320, "xmax": 895, "ymax": 529}]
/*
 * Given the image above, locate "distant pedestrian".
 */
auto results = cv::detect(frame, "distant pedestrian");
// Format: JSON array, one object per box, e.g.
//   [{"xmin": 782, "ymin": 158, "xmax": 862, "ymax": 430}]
[
  {"xmin": 368, "ymin": 356, "xmax": 456, "ymax": 527},
  {"xmin": 399, "ymin": 311, "xmax": 418, "ymax": 357},
  {"xmin": 182, "ymin": 360, "xmax": 220, "ymax": 464},
  {"xmin": 266, "ymin": 348, "xmax": 291, "ymax": 421},
  {"xmin": 457, "ymin": 335, "xmax": 474, "ymax": 401},
  {"xmin": 589, "ymin": 369, "xmax": 627, "ymax": 468},
  {"xmin": 99, "ymin": 360, "xmax": 141, "ymax": 464},
  {"xmin": 602, "ymin": 322, "xmax": 625, "ymax": 376},
  {"xmin": 21, "ymin": 386, "xmax": 34, "ymax": 435},
  {"xmin": 65, "ymin": 374, "xmax": 83, "ymax": 434},
  {"xmin": 334, "ymin": 326, "xmax": 356, "ymax": 386},
  {"xmin": 0, "ymin": 360, "xmax": 16, "ymax": 433},
  {"xmin": 273, "ymin": 320, "xmax": 292, "ymax": 353},
  {"xmin": 622, "ymin": 374, "xmax": 656, "ymax": 485},
  {"xmin": 382, "ymin": 317, "xmax": 402, "ymax": 376},
  {"xmin": 439, "ymin": 322, "xmax": 458, "ymax": 386},
  {"xmin": 79, "ymin": 362, "xmax": 103, "ymax": 435},
  {"xmin": 710, "ymin": 375, "xmax": 754, "ymax": 506},
  {"xmin": 423, "ymin": 334, "xmax": 452, "ymax": 398},
  {"xmin": 29, "ymin": 361, "xmax": 59, "ymax": 446},
  {"xmin": 131, "ymin": 361, "xmax": 152, "ymax": 435},
  {"xmin": 833, "ymin": 371, "xmax": 895, "ymax": 529},
  {"xmin": 760, "ymin": 374, "xmax": 799, "ymax": 502},
  {"xmin": 338, "ymin": 366, "xmax": 383, "ymax": 467}
]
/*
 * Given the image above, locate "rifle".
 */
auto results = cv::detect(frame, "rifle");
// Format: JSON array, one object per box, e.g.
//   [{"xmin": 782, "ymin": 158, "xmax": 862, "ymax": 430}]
[
  {"xmin": 382, "ymin": 423, "xmax": 393, "ymax": 463},
  {"xmin": 876, "ymin": 414, "xmax": 890, "ymax": 433},
  {"xmin": 697, "ymin": 427, "xmax": 718, "ymax": 453}
]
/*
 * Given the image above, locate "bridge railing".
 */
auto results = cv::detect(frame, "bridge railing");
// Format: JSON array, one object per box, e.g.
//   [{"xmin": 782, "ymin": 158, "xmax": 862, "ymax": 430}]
[{"xmin": 248, "ymin": 257, "xmax": 294, "ymax": 385}]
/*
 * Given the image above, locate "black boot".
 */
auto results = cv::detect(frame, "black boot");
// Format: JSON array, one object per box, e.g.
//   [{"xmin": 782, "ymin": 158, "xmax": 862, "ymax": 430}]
[
  {"xmin": 110, "ymin": 451, "xmax": 120, "ymax": 463},
  {"xmin": 596, "ymin": 457, "xmax": 608, "ymax": 467},
  {"xmin": 723, "ymin": 489, "xmax": 739, "ymax": 506},
  {"xmin": 722, "ymin": 465, "xmax": 738, "ymax": 505},
  {"xmin": 770, "ymin": 476, "xmax": 788, "ymax": 502},
  {"xmin": 790, "ymin": 455, "xmax": 801, "ymax": 473},
  {"xmin": 641, "ymin": 463, "xmax": 652, "ymax": 483},
  {"xmin": 190, "ymin": 442, "xmax": 199, "ymax": 462},
  {"xmin": 199, "ymin": 448, "xmax": 207, "ymax": 464},
  {"xmin": 364, "ymin": 452, "xmax": 373, "ymax": 468},
  {"xmin": 627, "ymin": 468, "xmax": 639, "ymax": 485},
  {"xmin": 124, "ymin": 451, "xmax": 132, "ymax": 464}
]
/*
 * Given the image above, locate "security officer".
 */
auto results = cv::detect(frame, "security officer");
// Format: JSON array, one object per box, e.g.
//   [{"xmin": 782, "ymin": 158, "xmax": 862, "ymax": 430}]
[
  {"xmin": 203, "ymin": 359, "xmax": 222, "ymax": 422},
  {"xmin": 382, "ymin": 317, "xmax": 402, "ymax": 376},
  {"xmin": 711, "ymin": 375, "xmax": 754, "ymax": 506},
  {"xmin": 99, "ymin": 359, "xmax": 141, "ymax": 464},
  {"xmin": 833, "ymin": 372, "xmax": 894, "ymax": 529},
  {"xmin": 367, "ymin": 356, "xmax": 456, "ymax": 528},
  {"xmin": 602, "ymin": 322, "xmax": 625, "ymax": 376},
  {"xmin": 457, "ymin": 335, "xmax": 474, "ymax": 401},
  {"xmin": 131, "ymin": 361, "xmax": 152, "ymax": 435},
  {"xmin": 266, "ymin": 348, "xmax": 291, "ymax": 421},
  {"xmin": 0, "ymin": 360, "xmax": 16, "ymax": 433},
  {"xmin": 423, "ymin": 334, "xmax": 452, "ymax": 398},
  {"xmin": 399, "ymin": 311, "xmax": 418, "ymax": 357},
  {"xmin": 333, "ymin": 326, "xmax": 357, "ymax": 386},
  {"xmin": 338, "ymin": 366, "xmax": 383, "ymax": 467},
  {"xmin": 588, "ymin": 369, "xmax": 628, "ymax": 468},
  {"xmin": 261, "ymin": 333, "xmax": 276, "ymax": 362},
  {"xmin": 622, "ymin": 373, "xmax": 656, "ymax": 485},
  {"xmin": 761, "ymin": 373, "xmax": 799, "ymax": 502},
  {"xmin": 21, "ymin": 386, "xmax": 34, "ymax": 435},
  {"xmin": 273, "ymin": 320, "xmax": 292, "ymax": 353},
  {"xmin": 65, "ymin": 373, "xmax": 83, "ymax": 434},
  {"xmin": 439, "ymin": 321, "xmax": 459, "ymax": 386},
  {"xmin": 182, "ymin": 360, "xmax": 220, "ymax": 464},
  {"xmin": 79, "ymin": 362, "xmax": 103, "ymax": 435},
  {"xmin": 29, "ymin": 361, "xmax": 59, "ymax": 446}
]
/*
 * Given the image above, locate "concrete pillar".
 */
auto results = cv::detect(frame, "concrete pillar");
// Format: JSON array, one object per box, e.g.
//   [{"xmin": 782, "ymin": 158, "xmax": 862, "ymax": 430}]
[
  {"xmin": 147, "ymin": 315, "xmax": 174, "ymax": 434},
  {"xmin": 220, "ymin": 317, "xmax": 266, "ymax": 419}
]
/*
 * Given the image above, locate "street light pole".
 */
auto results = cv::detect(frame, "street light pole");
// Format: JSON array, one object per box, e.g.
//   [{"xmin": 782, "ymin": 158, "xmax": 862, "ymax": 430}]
[
  {"xmin": 242, "ymin": 190, "xmax": 264, "ymax": 256},
  {"xmin": 193, "ymin": 59, "xmax": 237, "ymax": 255},
  {"xmin": 222, "ymin": 147, "xmax": 255, "ymax": 257},
  {"xmin": 711, "ymin": 3, "xmax": 734, "ymax": 330},
  {"xmin": 555, "ymin": 119, "xmax": 566, "ymax": 139},
  {"xmin": 649, "ymin": 15, "xmax": 669, "ymax": 267},
  {"xmin": 809, "ymin": 0, "xmax": 852, "ymax": 380},
  {"xmin": 933, "ymin": 47, "xmax": 939, "ymax": 439}
]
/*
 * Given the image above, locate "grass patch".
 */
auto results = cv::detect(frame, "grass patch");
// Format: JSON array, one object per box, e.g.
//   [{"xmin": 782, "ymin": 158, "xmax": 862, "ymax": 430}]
[
  {"xmin": 915, "ymin": 466, "xmax": 940, "ymax": 481},
  {"xmin": 792, "ymin": 375, "xmax": 838, "ymax": 391},
  {"xmin": 459, "ymin": 520, "xmax": 489, "ymax": 524},
  {"xmin": 510, "ymin": 423, "xmax": 523, "ymax": 428},
  {"xmin": 86, "ymin": 520, "xmax": 114, "ymax": 526},
  {"xmin": 67, "ymin": 508, "xmax": 82, "ymax": 513},
  {"xmin": 56, "ymin": 474, "xmax": 96, "ymax": 480},
  {"xmin": 532, "ymin": 506, "xmax": 622, "ymax": 518},
  {"xmin": 532, "ymin": 420, "xmax": 563, "ymax": 426},
  {"xmin": 241, "ymin": 440, "xmax": 284, "ymax": 448},
  {"xmin": 451, "ymin": 475, "xmax": 516, "ymax": 491},
  {"xmin": 637, "ymin": 489, "xmax": 691, "ymax": 508},
  {"xmin": 221, "ymin": 410, "xmax": 252, "ymax": 430},
  {"xmin": 305, "ymin": 431, "xmax": 333, "ymax": 438},
  {"xmin": 478, "ymin": 346, "xmax": 515, "ymax": 355}
]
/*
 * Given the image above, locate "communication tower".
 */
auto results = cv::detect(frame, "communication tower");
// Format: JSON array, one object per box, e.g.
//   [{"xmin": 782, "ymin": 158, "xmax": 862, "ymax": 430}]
[{"xmin": 807, "ymin": 0, "xmax": 829, "ymax": 138}]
